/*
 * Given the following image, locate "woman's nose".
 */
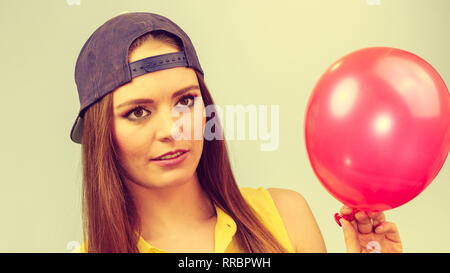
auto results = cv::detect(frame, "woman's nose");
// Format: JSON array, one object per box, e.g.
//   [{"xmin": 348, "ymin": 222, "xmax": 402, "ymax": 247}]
[{"xmin": 154, "ymin": 107, "xmax": 182, "ymax": 142}]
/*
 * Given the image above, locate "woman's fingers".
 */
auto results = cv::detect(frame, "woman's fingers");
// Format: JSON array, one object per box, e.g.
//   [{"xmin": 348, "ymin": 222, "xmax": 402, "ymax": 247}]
[
  {"xmin": 339, "ymin": 206, "xmax": 356, "ymax": 224},
  {"xmin": 339, "ymin": 207, "xmax": 386, "ymax": 234},
  {"xmin": 375, "ymin": 222, "xmax": 401, "ymax": 243},
  {"xmin": 339, "ymin": 206, "xmax": 353, "ymax": 215},
  {"xmin": 369, "ymin": 211, "xmax": 386, "ymax": 228},
  {"xmin": 340, "ymin": 218, "xmax": 360, "ymax": 253},
  {"xmin": 355, "ymin": 210, "xmax": 373, "ymax": 234}
]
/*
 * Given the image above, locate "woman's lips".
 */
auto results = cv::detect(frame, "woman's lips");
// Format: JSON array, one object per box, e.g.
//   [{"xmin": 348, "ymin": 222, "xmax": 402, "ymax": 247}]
[{"xmin": 150, "ymin": 151, "xmax": 188, "ymax": 167}]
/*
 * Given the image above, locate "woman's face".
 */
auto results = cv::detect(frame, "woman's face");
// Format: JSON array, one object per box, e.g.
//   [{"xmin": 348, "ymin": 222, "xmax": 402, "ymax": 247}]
[{"xmin": 112, "ymin": 40, "xmax": 205, "ymax": 189}]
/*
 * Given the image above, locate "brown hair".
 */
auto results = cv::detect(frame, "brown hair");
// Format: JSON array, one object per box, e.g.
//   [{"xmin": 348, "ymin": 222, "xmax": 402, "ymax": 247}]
[{"xmin": 81, "ymin": 31, "xmax": 288, "ymax": 253}]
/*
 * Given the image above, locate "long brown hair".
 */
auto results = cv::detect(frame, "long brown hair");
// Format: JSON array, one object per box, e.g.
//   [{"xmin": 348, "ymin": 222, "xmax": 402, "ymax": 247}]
[{"xmin": 81, "ymin": 31, "xmax": 288, "ymax": 253}]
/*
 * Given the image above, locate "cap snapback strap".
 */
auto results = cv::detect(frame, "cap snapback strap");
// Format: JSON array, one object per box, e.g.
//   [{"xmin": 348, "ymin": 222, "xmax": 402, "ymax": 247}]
[{"xmin": 129, "ymin": 51, "xmax": 188, "ymax": 79}]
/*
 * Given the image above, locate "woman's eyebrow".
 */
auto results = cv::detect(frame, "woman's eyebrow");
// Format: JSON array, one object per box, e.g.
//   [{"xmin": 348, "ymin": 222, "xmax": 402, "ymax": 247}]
[{"xmin": 115, "ymin": 85, "xmax": 200, "ymax": 109}]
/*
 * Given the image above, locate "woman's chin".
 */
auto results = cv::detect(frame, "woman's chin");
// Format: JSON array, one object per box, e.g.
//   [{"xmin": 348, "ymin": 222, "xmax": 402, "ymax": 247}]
[{"xmin": 142, "ymin": 170, "xmax": 196, "ymax": 189}]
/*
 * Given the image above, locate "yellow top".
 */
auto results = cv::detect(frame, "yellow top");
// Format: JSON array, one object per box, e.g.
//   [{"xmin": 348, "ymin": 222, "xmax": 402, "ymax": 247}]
[{"xmin": 79, "ymin": 187, "xmax": 295, "ymax": 253}]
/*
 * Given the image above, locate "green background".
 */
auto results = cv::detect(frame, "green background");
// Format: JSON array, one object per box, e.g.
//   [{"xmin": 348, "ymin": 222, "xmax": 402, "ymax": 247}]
[{"xmin": 0, "ymin": 0, "xmax": 449, "ymax": 252}]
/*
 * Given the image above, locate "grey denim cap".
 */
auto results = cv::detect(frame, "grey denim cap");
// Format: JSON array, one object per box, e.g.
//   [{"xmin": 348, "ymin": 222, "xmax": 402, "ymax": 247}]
[{"xmin": 70, "ymin": 12, "xmax": 204, "ymax": 144}]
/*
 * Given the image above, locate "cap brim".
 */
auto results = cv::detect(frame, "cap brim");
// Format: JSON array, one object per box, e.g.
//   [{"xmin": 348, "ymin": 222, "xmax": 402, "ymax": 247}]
[{"xmin": 70, "ymin": 115, "xmax": 84, "ymax": 144}]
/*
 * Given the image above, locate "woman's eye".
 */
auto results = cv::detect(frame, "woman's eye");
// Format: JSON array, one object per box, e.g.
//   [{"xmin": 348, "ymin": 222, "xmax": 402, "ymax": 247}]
[
  {"xmin": 123, "ymin": 95, "xmax": 198, "ymax": 121},
  {"xmin": 125, "ymin": 106, "xmax": 151, "ymax": 121},
  {"xmin": 176, "ymin": 95, "xmax": 197, "ymax": 108}
]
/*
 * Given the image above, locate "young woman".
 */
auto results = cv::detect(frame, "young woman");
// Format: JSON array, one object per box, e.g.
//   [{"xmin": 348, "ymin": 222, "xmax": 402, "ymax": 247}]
[{"xmin": 70, "ymin": 12, "xmax": 402, "ymax": 253}]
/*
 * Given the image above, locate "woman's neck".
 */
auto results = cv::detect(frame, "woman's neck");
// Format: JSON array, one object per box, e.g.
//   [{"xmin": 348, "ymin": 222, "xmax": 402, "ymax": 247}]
[{"xmin": 125, "ymin": 174, "xmax": 216, "ymax": 241}]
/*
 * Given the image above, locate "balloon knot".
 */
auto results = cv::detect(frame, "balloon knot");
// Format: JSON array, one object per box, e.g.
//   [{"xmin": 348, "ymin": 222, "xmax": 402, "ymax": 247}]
[{"xmin": 334, "ymin": 210, "xmax": 356, "ymax": 227}]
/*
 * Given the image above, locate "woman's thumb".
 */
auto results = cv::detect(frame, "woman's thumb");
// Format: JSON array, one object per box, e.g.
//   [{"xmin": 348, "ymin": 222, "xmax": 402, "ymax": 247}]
[{"xmin": 340, "ymin": 218, "xmax": 360, "ymax": 253}]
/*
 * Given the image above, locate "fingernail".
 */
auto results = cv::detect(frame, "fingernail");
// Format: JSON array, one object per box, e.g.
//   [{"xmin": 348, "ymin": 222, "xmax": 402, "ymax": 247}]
[{"xmin": 376, "ymin": 225, "xmax": 383, "ymax": 232}]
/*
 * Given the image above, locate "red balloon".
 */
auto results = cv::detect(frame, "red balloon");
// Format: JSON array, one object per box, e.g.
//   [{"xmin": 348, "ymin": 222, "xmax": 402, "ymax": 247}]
[{"xmin": 304, "ymin": 47, "xmax": 450, "ymax": 212}]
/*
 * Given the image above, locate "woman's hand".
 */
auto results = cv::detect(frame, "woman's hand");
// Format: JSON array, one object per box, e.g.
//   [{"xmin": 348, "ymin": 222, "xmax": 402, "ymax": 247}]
[{"xmin": 339, "ymin": 206, "xmax": 403, "ymax": 253}]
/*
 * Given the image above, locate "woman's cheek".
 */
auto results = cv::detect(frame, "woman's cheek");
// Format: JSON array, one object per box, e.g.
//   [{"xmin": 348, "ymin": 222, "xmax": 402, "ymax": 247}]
[
  {"xmin": 112, "ymin": 122, "xmax": 128, "ymax": 153},
  {"xmin": 114, "ymin": 121, "xmax": 150, "ymax": 161}
]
